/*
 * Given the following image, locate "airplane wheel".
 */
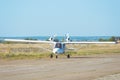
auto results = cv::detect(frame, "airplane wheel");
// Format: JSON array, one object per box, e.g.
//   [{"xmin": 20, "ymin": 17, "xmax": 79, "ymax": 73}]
[
  {"xmin": 67, "ymin": 54, "xmax": 70, "ymax": 58},
  {"xmin": 56, "ymin": 55, "xmax": 58, "ymax": 59},
  {"xmin": 50, "ymin": 54, "xmax": 53, "ymax": 58}
]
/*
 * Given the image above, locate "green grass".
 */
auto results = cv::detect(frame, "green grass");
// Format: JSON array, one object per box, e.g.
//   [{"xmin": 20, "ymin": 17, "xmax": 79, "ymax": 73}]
[{"xmin": 0, "ymin": 49, "xmax": 120, "ymax": 60}]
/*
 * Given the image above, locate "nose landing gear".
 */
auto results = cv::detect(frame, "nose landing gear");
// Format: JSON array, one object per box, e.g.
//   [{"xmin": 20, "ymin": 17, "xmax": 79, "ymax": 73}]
[
  {"xmin": 67, "ymin": 54, "xmax": 70, "ymax": 58},
  {"xmin": 56, "ymin": 55, "xmax": 58, "ymax": 59}
]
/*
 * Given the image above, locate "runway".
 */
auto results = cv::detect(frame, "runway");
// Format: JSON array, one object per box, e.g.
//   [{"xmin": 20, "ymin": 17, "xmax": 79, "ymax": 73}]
[{"xmin": 0, "ymin": 54, "xmax": 120, "ymax": 80}]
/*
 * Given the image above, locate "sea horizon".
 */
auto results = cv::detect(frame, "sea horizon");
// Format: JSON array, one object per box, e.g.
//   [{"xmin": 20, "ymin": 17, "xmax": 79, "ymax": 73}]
[{"xmin": 0, "ymin": 36, "xmax": 114, "ymax": 41}]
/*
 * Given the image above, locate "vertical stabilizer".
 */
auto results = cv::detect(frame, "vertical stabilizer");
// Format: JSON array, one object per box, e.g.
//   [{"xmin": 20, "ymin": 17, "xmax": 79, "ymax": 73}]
[
  {"xmin": 48, "ymin": 34, "xmax": 56, "ymax": 41},
  {"xmin": 65, "ymin": 33, "xmax": 70, "ymax": 42}
]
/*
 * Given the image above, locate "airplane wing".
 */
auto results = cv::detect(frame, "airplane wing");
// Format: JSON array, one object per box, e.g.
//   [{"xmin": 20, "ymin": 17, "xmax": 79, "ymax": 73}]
[
  {"xmin": 4, "ymin": 39, "xmax": 116, "ymax": 44},
  {"xmin": 4, "ymin": 39, "xmax": 54, "ymax": 43},
  {"xmin": 63, "ymin": 41, "xmax": 116, "ymax": 44}
]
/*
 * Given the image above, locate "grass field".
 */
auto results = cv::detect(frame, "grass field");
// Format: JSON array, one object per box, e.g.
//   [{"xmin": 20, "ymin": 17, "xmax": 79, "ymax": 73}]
[{"xmin": 0, "ymin": 43, "xmax": 120, "ymax": 59}]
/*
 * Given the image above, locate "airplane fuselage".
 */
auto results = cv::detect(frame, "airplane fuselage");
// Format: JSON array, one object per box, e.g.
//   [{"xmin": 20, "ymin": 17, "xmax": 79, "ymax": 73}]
[{"xmin": 52, "ymin": 42, "xmax": 65, "ymax": 54}]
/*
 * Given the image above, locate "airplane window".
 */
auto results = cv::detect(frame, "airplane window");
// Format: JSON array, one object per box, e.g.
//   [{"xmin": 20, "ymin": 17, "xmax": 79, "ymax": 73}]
[
  {"xmin": 63, "ymin": 44, "xmax": 65, "ymax": 48},
  {"xmin": 55, "ymin": 43, "xmax": 62, "ymax": 48}
]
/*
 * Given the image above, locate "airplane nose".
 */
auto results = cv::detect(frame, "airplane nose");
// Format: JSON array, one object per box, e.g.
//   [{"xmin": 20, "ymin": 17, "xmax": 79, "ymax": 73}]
[
  {"xmin": 53, "ymin": 50, "xmax": 57, "ymax": 53},
  {"xmin": 53, "ymin": 48, "xmax": 59, "ymax": 54}
]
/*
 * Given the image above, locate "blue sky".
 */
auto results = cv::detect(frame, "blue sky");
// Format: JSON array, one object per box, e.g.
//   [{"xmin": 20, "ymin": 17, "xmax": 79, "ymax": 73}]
[{"xmin": 0, "ymin": 0, "xmax": 120, "ymax": 36}]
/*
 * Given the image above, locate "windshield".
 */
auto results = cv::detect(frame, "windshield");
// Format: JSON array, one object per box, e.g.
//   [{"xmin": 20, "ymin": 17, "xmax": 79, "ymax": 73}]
[{"xmin": 55, "ymin": 43, "xmax": 62, "ymax": 48}]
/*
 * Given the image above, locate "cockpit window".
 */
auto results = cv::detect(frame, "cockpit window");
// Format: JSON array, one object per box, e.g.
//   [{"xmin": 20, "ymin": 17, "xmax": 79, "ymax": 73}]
[{"xmin": 55, "ymin": 43, "xmax": 62, "ymax": 48}]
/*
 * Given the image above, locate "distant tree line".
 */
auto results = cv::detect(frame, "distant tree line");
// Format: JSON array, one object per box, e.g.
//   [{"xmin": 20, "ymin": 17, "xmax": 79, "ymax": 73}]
[
  {"xmin": 24, "ymin": 38, "xmax": 37, "ymax": 40},
  {"xmin": 99, "ymin": 36, "xmax": 116, "ymax": 41}
]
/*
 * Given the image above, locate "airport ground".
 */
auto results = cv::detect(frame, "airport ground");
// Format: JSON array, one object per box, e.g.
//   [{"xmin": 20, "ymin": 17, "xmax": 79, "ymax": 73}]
[
  {"xmin": 0, "ymin": 54, "xmax": 120, "ymax": 80},
  {"xmin": 0, "ymin": 43, "xmax": 120, "ymax": 80}
]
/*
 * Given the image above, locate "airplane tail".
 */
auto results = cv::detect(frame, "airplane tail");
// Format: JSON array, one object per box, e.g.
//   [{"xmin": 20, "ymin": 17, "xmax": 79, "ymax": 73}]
[
  {"xmin": 49, "ymin": 34, "xmax": 70, "ymax": 42},
  {"xmin": 65, "ymin": 33, "xmax": 70, "ymax": 42},
  {"xmin": 48, "ymin": 34, "xmax": 56, "ymax": 41},
  {"xmin": 48, "ymin": 36, "xmax": 53, "ymax": 41}
]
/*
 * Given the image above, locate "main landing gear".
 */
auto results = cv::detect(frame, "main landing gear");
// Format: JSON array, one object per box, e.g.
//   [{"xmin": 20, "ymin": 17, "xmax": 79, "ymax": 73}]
[
  {"xmin": 67, "ymin": 54, "xmax": 70, "ymax": 58},
  {"xmin": 50, "ymin": 54, "xmax": 70, "ymax": 59},
  {"xmin": 50, "ymin": 54, "xmax": 53, "ymax": 58}
]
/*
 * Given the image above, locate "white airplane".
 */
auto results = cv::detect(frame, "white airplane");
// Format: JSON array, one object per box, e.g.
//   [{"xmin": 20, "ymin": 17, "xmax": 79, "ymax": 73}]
[{"xmin": 4, "ymin": 34, "xmax": 116, "ymax": 58}]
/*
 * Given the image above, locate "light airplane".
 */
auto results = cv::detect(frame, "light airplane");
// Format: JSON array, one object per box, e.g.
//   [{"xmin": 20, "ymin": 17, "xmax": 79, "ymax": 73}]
[{"xmin": 4, "ymin": 34, "xmax": 116, "ymax": 58}]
